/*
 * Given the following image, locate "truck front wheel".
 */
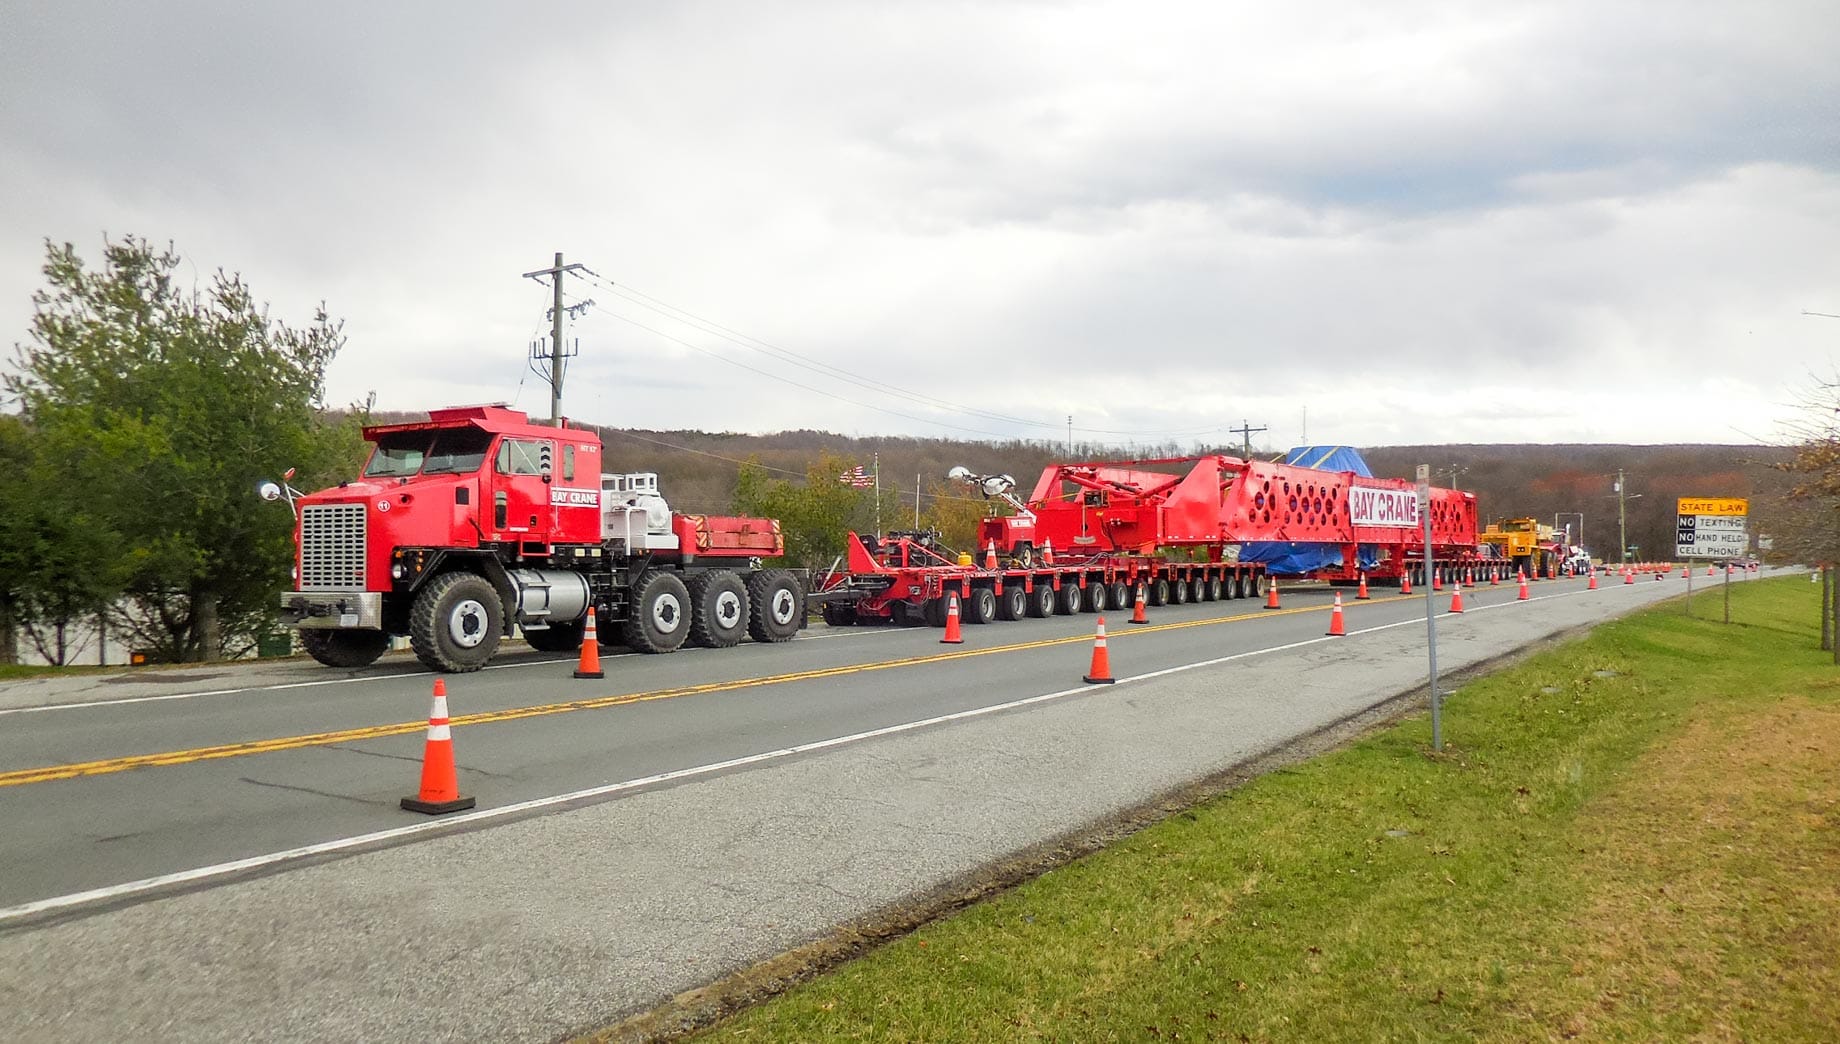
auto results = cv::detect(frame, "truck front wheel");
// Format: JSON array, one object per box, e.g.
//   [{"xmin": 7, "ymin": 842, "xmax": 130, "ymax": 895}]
[
  {"xmin": 410, "ymin": 571, "xmax": 504, "ymax": 672},
  {"xmin": 301, "ymin": 629, "xmax": 391, "ymax": 669}
]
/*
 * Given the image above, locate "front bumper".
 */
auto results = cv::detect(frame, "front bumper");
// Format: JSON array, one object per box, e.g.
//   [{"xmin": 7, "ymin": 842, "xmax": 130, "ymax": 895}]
[{"xmin": 279, "ymin": 591, "xmax": 384, "ymax": 630}]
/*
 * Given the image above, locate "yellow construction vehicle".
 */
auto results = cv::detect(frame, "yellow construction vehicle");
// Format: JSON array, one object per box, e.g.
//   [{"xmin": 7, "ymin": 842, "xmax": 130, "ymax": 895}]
[{"xmin": 1478, "ymin": 518, "xmax": 1563, "ymax": 578}]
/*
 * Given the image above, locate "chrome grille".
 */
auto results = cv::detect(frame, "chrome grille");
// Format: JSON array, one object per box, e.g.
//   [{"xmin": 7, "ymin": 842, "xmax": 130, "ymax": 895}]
[{"xmin": 300, "ymin": 503, "xmax": 368, "ymax": 591}]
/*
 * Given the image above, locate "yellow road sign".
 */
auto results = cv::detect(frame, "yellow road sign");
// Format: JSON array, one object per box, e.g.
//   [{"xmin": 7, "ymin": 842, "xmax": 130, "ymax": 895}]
[{"xmin": 1676, "ymin": 497, "xmax": 1748, "ymax": 516}]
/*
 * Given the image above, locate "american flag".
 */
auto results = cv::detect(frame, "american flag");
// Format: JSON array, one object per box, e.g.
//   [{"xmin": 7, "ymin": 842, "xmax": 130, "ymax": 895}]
[{"xmin": 838, "ymin": 464, "xmax": 873, "ymax": 488}]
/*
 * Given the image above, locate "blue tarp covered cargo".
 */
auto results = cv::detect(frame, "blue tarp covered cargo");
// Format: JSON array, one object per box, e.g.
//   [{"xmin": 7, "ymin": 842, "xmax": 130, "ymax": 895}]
[{"xmin": 1238, "ymin": 446, "xmax": 1382, "ymax": 575}]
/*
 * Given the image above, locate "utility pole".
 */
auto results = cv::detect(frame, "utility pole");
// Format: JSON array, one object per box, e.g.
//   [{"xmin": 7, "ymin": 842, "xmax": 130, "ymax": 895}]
[
  {"xmin": 1231, "ymin": 419, "xmax": 1267, "ymax": 459},
  {"xmin": 522, "ymin": 252, "xmax": 585, "ymax": 425},
  {"xmin": 1616, "ymin": 468, "xmax": 1628, "ymax": 566}
]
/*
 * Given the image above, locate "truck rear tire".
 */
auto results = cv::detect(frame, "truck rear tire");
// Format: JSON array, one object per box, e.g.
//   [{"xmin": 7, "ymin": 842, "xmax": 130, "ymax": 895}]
[
  {"xmin": 687, "ymin": 571, "xmax": 749, "ymax": 648},
  {"xmin": 301, "ymin": 629, "xmax": 391, "ymax": 669},
  {"xmin": 625, "ymin": 570, "xmax": 691, "ymax": 653},
  {"xmin": 746, "ymin": 569, "xmax": 803, "ymax": 643},
  {"xmin": 410, "ymin": 571, "xmax": 504, "ymax": 673},
  {"xmin": 1055, "ymin": 584, "xmax": 1083, "ymax": 615}
]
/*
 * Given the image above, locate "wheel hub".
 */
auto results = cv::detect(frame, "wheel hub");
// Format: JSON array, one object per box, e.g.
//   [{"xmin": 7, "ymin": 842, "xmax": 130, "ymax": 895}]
[
  {"xmin": 715, "ymin": 591, "xmax": 742, "ymax": 627},
  {"xmin": 449, "ymin": 599, "xmax": 488, "ymax": 648},
  {"xmin": 771, "ymin": 589, "xmax": 796, "ymax": 623},
  {"xmin": 653, "ymin": 594, "xmax": 683, "ymax": 633}
]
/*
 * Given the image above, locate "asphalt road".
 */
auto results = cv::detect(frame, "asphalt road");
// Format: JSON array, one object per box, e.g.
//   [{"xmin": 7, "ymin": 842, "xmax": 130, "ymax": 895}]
[{"xmin": 0, "ymin": 567, "xmax": 1758, "ymax": 1040}]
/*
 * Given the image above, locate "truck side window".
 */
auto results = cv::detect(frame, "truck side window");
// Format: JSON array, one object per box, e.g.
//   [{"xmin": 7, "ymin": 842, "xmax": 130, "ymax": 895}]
[
  {"xmin": 563, "ymin": 444, "xmax": 575, "ymax": 481},
  {"xmin": 495, "ymin": 439, "xmax": 547, "ymax": 476}
]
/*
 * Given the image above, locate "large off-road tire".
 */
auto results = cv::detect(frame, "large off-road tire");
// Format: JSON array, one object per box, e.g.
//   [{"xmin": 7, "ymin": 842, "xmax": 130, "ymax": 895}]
[
  {"xmin": 1027, "ymin": 583, "xmax": 1056, "ymax": 619},
  {"xmin": 522, "ymin": 619, "xmax": 584, "ymax": 653},
  {"xmin": 624, "ymin": 570, "xmax": 691, "ymax": 653},
  {"xmin": 687, "ymin": 570, "xmax": 750, "ymax": 648},
  {"xmin": 410, "ymin": 571, "xmax": 504, "ymax": 673},
  {"xmin": 996, "ymin": 583, "xmax": 1028, "ymax": 621},
  {"xmin": 300, "ymin": 628, "xmax": 391, "ymax": 669},
  {"xmin": 746, "ymin": 569, "xmax": 803, "ymax": 643}
]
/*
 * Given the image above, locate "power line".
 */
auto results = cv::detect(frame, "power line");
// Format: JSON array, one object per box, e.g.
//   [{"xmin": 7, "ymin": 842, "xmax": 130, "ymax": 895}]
[{"xmin": 600, "ymin": 427, "xmax": 987, "ymax": 505}]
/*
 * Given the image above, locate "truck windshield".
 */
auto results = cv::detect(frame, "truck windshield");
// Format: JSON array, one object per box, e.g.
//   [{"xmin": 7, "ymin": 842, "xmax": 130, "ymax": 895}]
[{"xmin": 363, "ymin": 428, "xmax": 493, "ymax": 478}]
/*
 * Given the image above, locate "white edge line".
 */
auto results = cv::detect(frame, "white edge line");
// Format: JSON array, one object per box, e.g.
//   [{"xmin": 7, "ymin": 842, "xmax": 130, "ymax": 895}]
[{"xmin": 0, "ymin": 572, "xmax": 1713, "ymax": 924}]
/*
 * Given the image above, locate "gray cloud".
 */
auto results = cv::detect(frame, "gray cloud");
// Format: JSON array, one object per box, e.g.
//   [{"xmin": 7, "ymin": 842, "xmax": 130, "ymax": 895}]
[{"xmin": 3, "ymin": 0, "xmax": 1837, "ymax": 450}]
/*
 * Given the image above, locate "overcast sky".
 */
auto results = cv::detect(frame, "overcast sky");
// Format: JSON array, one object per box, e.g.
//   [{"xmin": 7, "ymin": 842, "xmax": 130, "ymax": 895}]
[{"xmin": 4, "ymin": 1, "xmax": 1837, "ymax": 451}]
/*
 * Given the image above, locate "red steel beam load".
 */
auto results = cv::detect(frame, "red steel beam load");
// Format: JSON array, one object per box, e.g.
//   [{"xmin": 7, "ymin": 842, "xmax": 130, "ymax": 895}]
[{"xmin": 979, "ymin": 455, "xmax": 1480, "ymax": 580}]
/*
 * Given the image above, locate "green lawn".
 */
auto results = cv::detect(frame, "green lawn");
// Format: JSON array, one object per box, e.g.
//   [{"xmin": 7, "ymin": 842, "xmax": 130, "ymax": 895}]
[{"xmin": 658, "ymin": 577, "xmax": 1839, "ymax": 1042}]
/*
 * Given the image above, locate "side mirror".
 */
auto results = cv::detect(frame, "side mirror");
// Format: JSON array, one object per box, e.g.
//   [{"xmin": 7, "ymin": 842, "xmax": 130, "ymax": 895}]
[{"xmin": 258, "ymin": 482, "xmax": 283, "ymax": 502}]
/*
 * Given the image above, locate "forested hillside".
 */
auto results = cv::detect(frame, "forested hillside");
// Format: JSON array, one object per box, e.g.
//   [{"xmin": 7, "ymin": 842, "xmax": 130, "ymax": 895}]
[{"xmin": 364, "ymin": 410, "xmax": 1791, "ymax": 564}]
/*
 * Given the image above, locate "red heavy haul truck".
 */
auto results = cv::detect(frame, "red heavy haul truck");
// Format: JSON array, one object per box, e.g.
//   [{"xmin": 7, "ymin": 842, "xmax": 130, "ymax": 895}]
[
  {"xmin": 817, "ymin": 453, "xmax": 1483, "ymax": 626},
  {"xmin": 270, "ymin": 405, "xmax": 803, "ymax": 672}
]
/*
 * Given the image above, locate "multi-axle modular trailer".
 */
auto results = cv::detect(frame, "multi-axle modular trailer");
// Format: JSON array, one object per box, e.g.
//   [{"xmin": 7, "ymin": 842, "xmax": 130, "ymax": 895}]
[{"xmin": 818, "ymin": 452, "xmax": 1508, "ymax": 627}]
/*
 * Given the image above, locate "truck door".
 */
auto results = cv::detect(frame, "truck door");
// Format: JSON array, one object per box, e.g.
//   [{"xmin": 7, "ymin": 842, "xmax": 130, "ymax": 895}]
[{"xmin": 490, "ymin": 437, "xmax": 555, "ymax": 542}]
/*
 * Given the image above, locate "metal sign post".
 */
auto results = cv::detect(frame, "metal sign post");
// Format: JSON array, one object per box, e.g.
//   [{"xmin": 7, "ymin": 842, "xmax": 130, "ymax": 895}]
[{"xmin": 1418, "ymin": 464, "xmax": 1441, "ymax": 751}]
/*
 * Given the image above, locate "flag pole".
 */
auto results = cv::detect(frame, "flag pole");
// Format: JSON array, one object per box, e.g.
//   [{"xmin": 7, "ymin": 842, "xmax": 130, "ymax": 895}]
[{"xmin": 873, "ymin": 452, "xmax": 881, "ymax": 539}]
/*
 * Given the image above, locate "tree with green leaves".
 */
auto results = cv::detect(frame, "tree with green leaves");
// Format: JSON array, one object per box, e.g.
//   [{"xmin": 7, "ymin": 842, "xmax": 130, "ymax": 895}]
[
  {"xmin": 5, "ymin": 237, "xmax": 359, "ymax": 662},
  {"xmin": 733, "ymin": 451, "xmax": 888, "ymax": 571}
]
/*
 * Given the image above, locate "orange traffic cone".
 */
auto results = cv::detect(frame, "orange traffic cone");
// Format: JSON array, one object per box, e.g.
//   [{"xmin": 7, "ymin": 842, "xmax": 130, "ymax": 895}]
[
  {"xmin": 1682, "ymin": 565, "xmax": 1690, "ymax": 579},
  {"xmin": 1401, "ymin": 571, "xmax": 1412, "ymax": 595},
  {"xmin": 1449, "ymin": 579, "xmax": 1465, "ymax": 613},
  {"xmin": 1706, "ymin": 564, "xmax": 1715, "ymax": 576},
  {"xmin": 1042, "ymin": 540, "xmax": 1054, "ymax": 566},
  {"xmin": 1326, "ymin": 592, "xmax": 1346, "ymax": 636},
  {"xmin": 1518, "ymin": 571, "xmax": 1530, "ymax": 601},
  {"xmin": 572, "ymin": 606, "xmax": 605, "ymax": 679},
  {"xmin": 1432, "ymin": 570, "xmax": 1444, "ymax": 592},
  {"xmin": 1082, "ymin": 616, "xmax": 1115, "ymax": 684},
  {"xmin": 1265, "ymin": 577, "xmax": 1281, "ymax": 609},
  {"xmin": 940, "ymin": 593, "xmax": 964, "ymax": 644},
  {"xmin": 1588, "ymin": 568, "xmax": 1598, "ymax": 590},
  {"xmin": 401, "ymin": 679, "xmax": 475, "ymax": 815},
  {"xmin": 1130, "ymin": 584, "xmax": 1149, "ymax": 624},
  {"xmin": 984, "ymin": 541, "xmax": 998, "ymax": 570},
  {"xmin": 1624, "ymin": 568, "xmax": 1634, "ymax": 585},
  {"xmin": 1356, "ymin": 572, "xmax": 1370, "ymax": 600}
]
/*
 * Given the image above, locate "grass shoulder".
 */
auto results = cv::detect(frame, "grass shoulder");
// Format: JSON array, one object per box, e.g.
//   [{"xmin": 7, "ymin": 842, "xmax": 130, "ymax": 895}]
[{"xmin": 656, "ymin": 577, "xmax": 1839, "ymax": 1042}]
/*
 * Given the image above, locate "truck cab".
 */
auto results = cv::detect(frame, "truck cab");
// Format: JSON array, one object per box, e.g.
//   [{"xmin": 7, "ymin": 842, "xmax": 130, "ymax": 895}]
[{"xmin": 276, "ymin": 404, "xmax": 797, "ymax": 673}]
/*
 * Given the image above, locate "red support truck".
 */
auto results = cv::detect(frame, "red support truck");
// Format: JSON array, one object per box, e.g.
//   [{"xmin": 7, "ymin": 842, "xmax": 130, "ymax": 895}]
[
  {"xmin": 271, "ymin": 405, "xmax": 803, "ymax": 672},
  {"xmin": 817, "ymin": 453, "xmax": 1487, "ymax": 626}
]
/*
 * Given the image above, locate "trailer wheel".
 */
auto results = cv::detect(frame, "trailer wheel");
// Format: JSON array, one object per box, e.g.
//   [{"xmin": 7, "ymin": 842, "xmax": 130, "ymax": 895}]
[
  {"xmin": 996, "ymin": 584, "xmax": 1028, "ymax": 621},
  {"xmin": 922, "ymin": 597, "xmax": 946, "ymax": 628},
  {"xmin": 892, "ymin": 601, "xmax": 926, "ymax": 627},
  {"xmin": 1148, "ymin": 578, "xmax": 1169, "ymax": 606},
  {"xmin": 301, "ymin": 629, "xmax": 391, "ymax": 669},
  {"xmin": 410, "ymin": 571, "xmax": 503, "ymax": 672},
  {"xmin": 1027, "ymin": 583, "xmax": 1056, "ymax": 618},
  {"xmin": 1250, "ymin": 573, "xmax": 1267, "ymax": 599},
  {"xmin": 686, "ymin": 571, "xmax": 750, "ymax": 648},
  {"xmin": 821, "ymin": 602, "xmax": 857, "ymax": 627},
  {"xmin": 522, "ymin": 620, "xmax": 584, "ymax": 653},
  {"xmin": 1170, "ymin": 577, "xmax": 1189, "ymax": 604},
  {"xmin": 746, "ymin": 569, "xmax": 803, "ymax": 643},
  {"xmin": 1055, "ymin": 584, "xmax": 1083, "ymax": 615},
  {"xmin": 963, "ymin": 586, "xmax": 998, "ymax": 624},
  {"xmin": 1205, "ymin": 576, "xmax": 1222, "ymax": 601},
  {"xmin": 624, "ymin": 570, "xmax": 691, "ymax": 653}
]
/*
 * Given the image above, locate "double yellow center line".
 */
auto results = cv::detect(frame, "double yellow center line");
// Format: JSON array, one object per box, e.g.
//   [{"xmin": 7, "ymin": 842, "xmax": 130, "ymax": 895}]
[{"xmin": 0, "ymin": 596, "xmax": 1366, "ymax": 788}]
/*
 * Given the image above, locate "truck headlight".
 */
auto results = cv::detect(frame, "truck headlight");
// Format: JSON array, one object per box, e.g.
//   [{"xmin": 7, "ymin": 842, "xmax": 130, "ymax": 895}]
[{"xmin": 391, "ymin": 563, "xmax": 407, "ymax": 580}]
